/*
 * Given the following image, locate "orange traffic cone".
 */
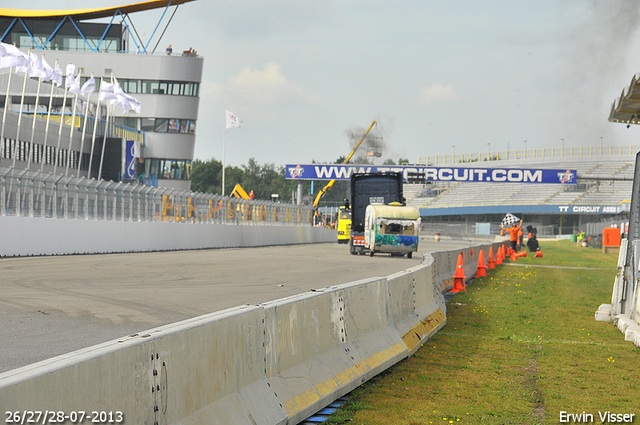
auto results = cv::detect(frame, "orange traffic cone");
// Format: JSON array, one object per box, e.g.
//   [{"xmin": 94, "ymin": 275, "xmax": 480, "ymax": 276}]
[
  {"xmin": 496, "ymin": 245, "xmax": 503, "ymax": 265},
  {"xmin": 510, "ymin": 250, "xmax": 527, "ymax": 261},
  {"xmin": 450, "ymin": 252, "xmax": 466, "ymax": 293},
  {"xmin": 476, "ymin": 249, "xmax": 487, "ymax": 277},
  {"xmin": 534, "ymin": 250, "xmax": 543, "ymax": 258},
  {"xmin": 488, "ymin": 247, "xmax": 496, "ymax": 269}
]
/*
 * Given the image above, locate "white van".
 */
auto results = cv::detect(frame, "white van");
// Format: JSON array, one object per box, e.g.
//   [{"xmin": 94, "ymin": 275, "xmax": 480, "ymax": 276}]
[{"xmin": 364, "ymin": 202, "xmax": 420, "ymax": 258}]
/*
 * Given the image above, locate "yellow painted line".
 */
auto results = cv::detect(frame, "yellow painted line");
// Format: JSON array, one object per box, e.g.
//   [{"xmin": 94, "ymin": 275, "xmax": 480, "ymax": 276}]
[
  {"xmin": 283, "ymin": 341, "xmax": 406, "ymax": 416},
  {"xmin": 401, "ymin": 309, "xmax": 446, "ymax": 352}
]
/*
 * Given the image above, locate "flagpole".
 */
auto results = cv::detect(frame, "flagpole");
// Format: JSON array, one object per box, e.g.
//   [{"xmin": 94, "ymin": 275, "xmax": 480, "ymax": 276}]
[
  {"xmin": 12, "ymin": 48, "xmax": 30, "ymax": 168},
  {"xmin": 222, "ymin": 112, "xmax": 226, "ymax": 196},
  {"xmin": 77, "ymin": 72, "xmax": 93, "ymax": 178},
  {"xmin": 98, "ymin": 72, "xmax": 114, "ymax": 181},
  {"xmin": 53, "ymin": 81, "xmax": 68, "ymax": 176},
  {"xmin": 41, "ymin": 59, "xmax": 58, "ymax": 173},
  {"xmin": 98, "ymin": 102, "xmax": 110, "ymax": 181},
  {"xmin": 0, "ymin": 66, "xmax": 12, "ymax": 168},
  {"xmin": 88, "ymin": 77, "xmax": 102, "ymax": 179},
  {"xmin": 66, "ymin": 67, "xmax": 81, "ymax": 176},
  {"xmin": 26, "ymin": 54, "xmax": 44, "ymax": 169}
]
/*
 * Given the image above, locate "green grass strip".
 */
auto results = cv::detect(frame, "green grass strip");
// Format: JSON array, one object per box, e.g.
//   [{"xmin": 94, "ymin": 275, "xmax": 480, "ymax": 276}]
[{"xmin": 327, "ymin": 240, "xmax": 640, "ymax": 425}]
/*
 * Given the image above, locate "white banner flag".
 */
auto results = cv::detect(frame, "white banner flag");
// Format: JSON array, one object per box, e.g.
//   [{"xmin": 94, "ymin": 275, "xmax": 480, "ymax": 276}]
[
  {"xmin": 66, "ymin": 64, "xmax": 81, "ymax": 93},
  {"xmin": 42, "ymin": 58, "xmax": 63, "ymax": 86},
  {"xmin": 0, "ymin": 42, "xmax": 28, "ymax": 69},
  {"xmin": 24, "ymin": 51, "xmax": 48, "ymax": 79},
  {"xmin": 80, "ymin": 76, "xmax": 95, "ymax": 96},
  {"xmin": 99, "ymin": 80, "xmax": 117, "ymax": 101},
  {"xmin": 111, "ymin": 77, "xmax": 140, "ymax": 113},
  {"xmin": 225, "ymin": 109, "xmax": 241, "ymax": 129}
]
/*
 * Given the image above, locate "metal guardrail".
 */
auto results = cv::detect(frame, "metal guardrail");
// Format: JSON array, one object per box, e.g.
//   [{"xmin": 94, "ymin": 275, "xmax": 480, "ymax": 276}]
[
  {"xmin": 418, "ymin": 145, "xmax": 638, "ymax": 166},
  {"xmin": 0, "ymin": 167, "xmax": 314, "ymax": 226}
]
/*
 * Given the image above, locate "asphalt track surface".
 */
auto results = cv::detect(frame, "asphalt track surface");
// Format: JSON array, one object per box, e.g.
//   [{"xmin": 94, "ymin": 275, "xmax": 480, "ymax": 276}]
[{"xmin": 0, "ymin": 238, "xmax": 472, "ymax": 373}]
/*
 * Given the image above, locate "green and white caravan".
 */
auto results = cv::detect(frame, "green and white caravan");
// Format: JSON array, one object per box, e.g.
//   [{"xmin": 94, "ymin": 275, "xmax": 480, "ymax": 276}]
[{"xmin": 364, "ymin": 202, "xmax": 420, "ymax": 258}]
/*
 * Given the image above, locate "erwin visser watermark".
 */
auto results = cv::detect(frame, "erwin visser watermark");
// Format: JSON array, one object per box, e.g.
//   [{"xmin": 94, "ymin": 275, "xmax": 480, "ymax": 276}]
[{"xmin": 559, "ymin": 411, "xmax": 636, "ymax": 423}]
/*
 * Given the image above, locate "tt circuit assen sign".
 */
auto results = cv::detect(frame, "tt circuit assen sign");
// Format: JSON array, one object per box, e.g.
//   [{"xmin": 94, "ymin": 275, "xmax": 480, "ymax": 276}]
[{"xmin": 285, "ymin": 164, "xmax": 577, "ymax": 184}]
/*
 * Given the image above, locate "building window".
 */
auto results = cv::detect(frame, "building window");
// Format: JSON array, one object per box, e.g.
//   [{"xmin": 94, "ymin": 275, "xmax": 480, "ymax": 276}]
[
  {"xmin": 116, "ymin": 79, "xmax": 199, "ymax": 97},
  {"xmin": 140, "ymin": 118, "xmax": 155, "ymax": 132},
  {"xmin": 114, "ymin": 118, "xmax": 196, "ymax": 134},
  {"xmin": 145, "ymin": 159, "xmax": 191, "ymax": 180}
]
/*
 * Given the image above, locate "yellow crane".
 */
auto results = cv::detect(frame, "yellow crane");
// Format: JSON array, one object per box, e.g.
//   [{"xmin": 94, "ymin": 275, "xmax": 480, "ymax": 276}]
[{"xmin": 312, "ymin": 120, "xmax": 377, "ymax": 208}]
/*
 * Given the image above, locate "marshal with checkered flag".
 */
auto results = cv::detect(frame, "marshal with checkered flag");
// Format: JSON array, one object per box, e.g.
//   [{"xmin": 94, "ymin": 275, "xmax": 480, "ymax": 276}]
[{"xmin": 501, "ymin": 213, "xmax": 521, "ymax": 227}]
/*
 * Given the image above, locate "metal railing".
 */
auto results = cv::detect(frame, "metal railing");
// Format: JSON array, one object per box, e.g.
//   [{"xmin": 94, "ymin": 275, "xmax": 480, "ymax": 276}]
[
  {"xmin": 419, "ymin": 145, "xmax": 639, "ymax": 166},
  {"xmin": 0, "ymin": 167, "xmax": 314, "ymax": 226}
]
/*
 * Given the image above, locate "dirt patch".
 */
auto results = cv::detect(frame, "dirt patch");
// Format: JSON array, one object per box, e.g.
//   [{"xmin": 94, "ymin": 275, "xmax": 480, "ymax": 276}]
[{"xmin": 523, "ymin": 346, "xmax": 545, "ymax": 422}]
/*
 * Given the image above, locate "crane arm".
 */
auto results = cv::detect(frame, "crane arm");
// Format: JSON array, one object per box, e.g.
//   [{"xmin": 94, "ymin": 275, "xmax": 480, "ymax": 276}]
[{"xmin": 313, "ymin": 120, "xmax": 377, "ymax": 208}]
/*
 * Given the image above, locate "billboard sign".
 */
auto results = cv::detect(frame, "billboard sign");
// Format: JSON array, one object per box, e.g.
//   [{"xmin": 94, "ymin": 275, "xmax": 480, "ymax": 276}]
[{"xmin": 285, "ymin": 164, "xmax": 577, "ymax": 184}]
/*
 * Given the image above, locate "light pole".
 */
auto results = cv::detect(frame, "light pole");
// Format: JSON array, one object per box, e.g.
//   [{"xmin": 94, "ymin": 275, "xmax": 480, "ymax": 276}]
[
  {"xmin": 487, "ymin": 142, "xmax": 491, "ymax": 160},
  {"xmin": 561, "ymin": 138, "xmax": 564, "ymax": 156},
  {"xmin": 524, "ymin": 139, "xmax": 527, "ymax": 159},
  {"xmin": 600, "ymin": 135, "xmax": 603, "ymax": 155},
  {"xmin": 452, "ymin": 144, "xmax": 455, "ymax": 163}
]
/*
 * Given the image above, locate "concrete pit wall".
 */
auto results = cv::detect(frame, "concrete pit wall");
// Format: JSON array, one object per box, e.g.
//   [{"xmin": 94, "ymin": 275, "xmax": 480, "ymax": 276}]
[
  {"xmin": 0, "ymin": 242, "xmax": 505, "ymax": 425},
  {"xmin": 0, "ymin": 215, "xmax": 335, "ymax": 256}
]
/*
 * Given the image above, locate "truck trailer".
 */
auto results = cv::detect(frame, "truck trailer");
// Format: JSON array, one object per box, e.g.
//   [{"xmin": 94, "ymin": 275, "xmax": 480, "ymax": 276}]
[{"xmin": 349, "ymin": 172, "xmax": 404, "ymax": 255}]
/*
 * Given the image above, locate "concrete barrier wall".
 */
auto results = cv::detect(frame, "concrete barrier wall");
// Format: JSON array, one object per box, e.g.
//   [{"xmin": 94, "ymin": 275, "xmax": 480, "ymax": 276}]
[
  {"xmin": 263, "ymin": 277, "xmax": 407, "ymax": 424},
  {"xmin": 0, "ymin": 241, "xmax": 505, "ymax": 425},
  {"xmin": 0, "ymin": 215, "xmax": 335, "ymax": 257},
  {"xmin": 596, "ymin": 239, "xmax": 640, "ymax": 348}
]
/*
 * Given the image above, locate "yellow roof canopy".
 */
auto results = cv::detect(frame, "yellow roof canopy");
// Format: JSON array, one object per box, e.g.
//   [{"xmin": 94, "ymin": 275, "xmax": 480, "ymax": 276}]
[
  {"xmin": 609, "ymin": 73, "xmax": 640, "ymax": 126},
  {"xmin": 0, "ymin": 0, "xmax": 196, "ymax": 21}
]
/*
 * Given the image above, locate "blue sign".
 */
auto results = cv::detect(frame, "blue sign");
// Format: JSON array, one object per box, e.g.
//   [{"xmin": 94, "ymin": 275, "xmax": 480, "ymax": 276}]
[
  {"xmin": 125, "ymin": 140, "xmax": 136, "ymax": 179},
  {"xmin": 419, "ymin": 204, "xmax": 625, "ymax": 216},
  {"xmin": 285, "ymin": 164, "xmax": 577, "ymax": 184}
]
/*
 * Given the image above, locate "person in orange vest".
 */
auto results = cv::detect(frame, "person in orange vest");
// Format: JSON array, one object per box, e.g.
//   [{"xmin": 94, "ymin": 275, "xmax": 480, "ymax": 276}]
[
  {"xmin": 501, "ymin": 221, "xmax": 522, "ymax": 253},
  {"xmin": 517, "ymin": 228, "xmax": 524, "ymax": 250}
]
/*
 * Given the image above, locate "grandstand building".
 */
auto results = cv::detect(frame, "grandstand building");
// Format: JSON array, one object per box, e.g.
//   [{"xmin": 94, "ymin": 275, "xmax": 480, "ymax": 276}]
[
  {"xmin": 404, "ymin": 146, "xmax": 636, "ymax": 236},
  {"xmin": 0, "ymin": 1, "xmax": 202, "ymax": 190}
]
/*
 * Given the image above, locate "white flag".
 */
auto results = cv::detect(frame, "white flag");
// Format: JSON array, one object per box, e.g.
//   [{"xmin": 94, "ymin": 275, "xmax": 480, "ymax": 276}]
[
  {"xmin": 42, "ymin": 58, "xmax": 63, "ymax": 86},
  {"xmin": 225, "ymin": 109, "xmax": 241, "ymax": 129},
  {"xmin": 115, "ymin": 91, "xmax": 140, "ymax": 113},
  {"xmin": 25, "ymin": 51, "xmax": 48, "ymax": 79},
  {"xmin": 65, "ymin": 63, "xmax": 75, "ymax": 84},
  {"xmin": 122, "ymin": 92, "xmax": 141, "ymax": 113},
  {"xmin": 99, "ymin": 80, "xmax": 117, "ymax": 101},
  {"xmin": 80, "ymin": 76, "xmax": 95, "ymax": 96},
  {"xmin": 0, "ymin": 42, "xmax": 28, "ymax": 69},
  {"xmin": 66, "ymin": 64, "xmax": 81, "ymax": 93},
  {"xmin": 111, "ymin": 77, "xmax": 140, "ymax": 113},
  {"xmin": 69, "ymin": 74, "xmax": 82, "ymax": 94}
]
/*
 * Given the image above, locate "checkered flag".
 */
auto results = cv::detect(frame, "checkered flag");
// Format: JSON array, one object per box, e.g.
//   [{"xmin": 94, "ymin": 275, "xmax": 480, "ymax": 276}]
[{"xmin": 501, "ymin": 213, "xmax": 520, "ymax": 227}]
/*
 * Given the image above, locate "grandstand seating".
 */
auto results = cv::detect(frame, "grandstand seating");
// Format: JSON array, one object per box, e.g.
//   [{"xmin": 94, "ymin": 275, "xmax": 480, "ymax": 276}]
[{"xmin": 404, "ymin": 155, "xmax": 635, "ymax": 210}]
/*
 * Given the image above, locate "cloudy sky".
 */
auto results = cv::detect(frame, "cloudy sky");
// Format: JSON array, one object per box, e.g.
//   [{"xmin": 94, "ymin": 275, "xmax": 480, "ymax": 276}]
[{"xmin": 18, "ymin": 0, "xmax": 640, "ymax": 168}]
